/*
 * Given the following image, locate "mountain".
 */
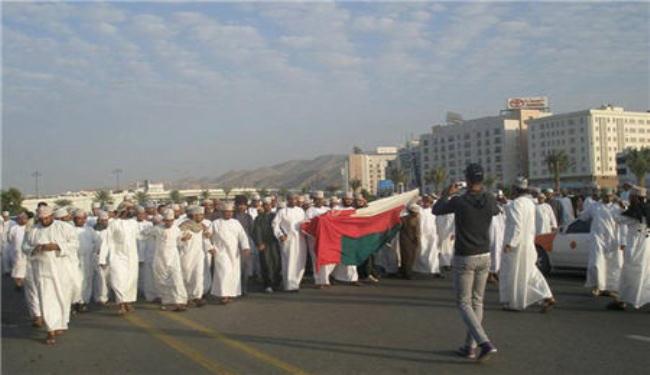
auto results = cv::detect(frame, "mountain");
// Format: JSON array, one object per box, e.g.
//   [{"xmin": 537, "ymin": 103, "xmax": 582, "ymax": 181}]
[{"xmin": 174, "ymin": 154, "xmax": 347, "ymax": 190}]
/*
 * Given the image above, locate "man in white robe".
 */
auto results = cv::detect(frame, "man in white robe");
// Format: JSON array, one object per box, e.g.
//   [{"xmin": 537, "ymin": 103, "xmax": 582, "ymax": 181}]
[
  {"xmin": 178, "ymin": 206, "xmax": 209, "ymax": 307},
  {"xmin": 211, "ymin": 202, "xmax": 250, "ymax": 303},
  {"xmin": 272, "ymin": 194, "xmax": 307, "ymax": 292},
  {"xmin": 10, "ymin": 212, "xmax": 41, "ymax": 326},
  {"xmin": 22, "ymin": 206, "xmax": 78, "ymax": 345},
  {"xmin": 578, "ymin": 190, "xmax": 623, "ymax": 296},
  {"xmin": 437, "ymin": 212, "xmax": 455, "ymax": 271},
  {"xmin": 608, "ymin": 187, "xmax": 650, "ymax": 310},
  {"xmin": 2, "ymin": 210, "xmax": 16, "ymax": 275},
  {"xmin": 145, "ymin": 209, "xmax": 189, "ymax": 311},
  {"xmin": 500, "ymin": 179, "xmax": 555, "ymax": 312},
  {"xmin": 93, "ymin": 211, "xmax": 112, "ymax": 305},
  {"xmin": 535, "ymin": 195, "xmax": 558, "ymax": 235},
  {"xmin": 72, "ymin": 209, "xmax": 100, "ymax": 311},
  {"xmin": 99, "ymin": 205, "xmax": 140, "ymax": 315},
  {"xmin": 305, "ymin": 191, "xmax": 335, "ymax": 288},
  {"xmin": 559, "ymin": 190, "xmax": 575, "ymax": 227},
  {"xmin": 488, "ymin": 193, "xmax": 507, "ymax": 283},
  {"xmin": 413, "ymin": 195, "xmax": 440, "ymax": 275},
  {"xmin": 55, "ymin": 208, "xmax": 83, "ymax": 309},
  {"xmin": 134, "ymin": 206, "xmax": 155, "ymax": 300}
]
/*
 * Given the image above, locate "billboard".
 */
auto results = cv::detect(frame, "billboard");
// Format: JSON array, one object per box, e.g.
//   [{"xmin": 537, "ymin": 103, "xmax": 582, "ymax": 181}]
[{"xmin": 506, "ymin": 96, "xmax": 549, "ymax": 110}]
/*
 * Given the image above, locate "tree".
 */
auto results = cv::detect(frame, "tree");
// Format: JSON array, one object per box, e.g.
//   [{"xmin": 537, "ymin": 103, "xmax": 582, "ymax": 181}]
[
  {"xmin": 169, "ymin": 190, "xmax": 183, "ymax": 203},
  {"xmin": 484, "ymin": 175, "xmax": 496, "ymax": 190},
  {"xmin": 1, "ymin": 188, "xmax": 24, "ymax": 215},
  {"xmin": 222, "ymin": 187, "xmax": 232, "ymax": 200},
  {"xmin": 135, "ymin": 191, "xmax": 150, "ymax": 205},
  {"xmin": 258, "ymin": 188, "xmax": 269, "ymax": 197},
  {"xmin": 278, "ymin": 187, "xmax": 289, "ymax": 198},
  {"xmin": 185, "ymin": 196, "xmax": 197, "ymax": 205},
  {"xmin": 93, "ymin": 190, "xmax": 112, "ymax": 206},
  {"xmin": 54, "ymin": 199, "xmax": 73, "ymax": 207},
  {"xmin": 352, "ymin": 146, "xmax": 363, "ymax": 154},
  {"xmin": 432, "ymin": 166, "xmax": 447, "ymax": 194},
  {"xmin": 545, "ymin": 150, "xmax": 570, "ymax": 192},
  {"xmin": 349, "ymin": 178, "xmax": 362, "ymax": 193},
  {"xmin": 388, "ymin": 167, "xmax": 407, "ymax": 187},
  {"xmin": 625, "ymin": 147, "xmax": 650, "ymax": 187},
  {"xmin": 200, "ymin": 190, "xmax": 210, "ymax": 200},
  {"xmin": 300, "ymin": 185, "xmax": 309, "ymax": 194}
]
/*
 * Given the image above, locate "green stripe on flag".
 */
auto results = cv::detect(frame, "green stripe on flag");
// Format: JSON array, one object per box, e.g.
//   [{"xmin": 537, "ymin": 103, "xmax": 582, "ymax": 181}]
[{"xmin": 340, "ymin": 225, "xmax": 401, "ymax": 265}]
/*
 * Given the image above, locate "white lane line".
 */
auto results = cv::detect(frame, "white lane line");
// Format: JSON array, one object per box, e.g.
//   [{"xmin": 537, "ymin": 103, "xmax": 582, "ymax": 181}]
[{"xmin": 625, "ymin": 335, "xmax": 650, "ymax": 343}]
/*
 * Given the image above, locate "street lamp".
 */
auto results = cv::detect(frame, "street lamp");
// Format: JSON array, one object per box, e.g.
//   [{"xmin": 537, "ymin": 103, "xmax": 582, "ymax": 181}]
[
  {"xmin": 31, "ymin": 171, "xmax": 42, "ymax": 197},
  {"xmin": 112, "ymin": 168, "xmax": 123, "ymax": 191}
]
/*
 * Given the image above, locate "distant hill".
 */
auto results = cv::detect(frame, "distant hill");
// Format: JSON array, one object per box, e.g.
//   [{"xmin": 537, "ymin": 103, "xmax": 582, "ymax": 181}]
[{"xmin": 174, "ymin": 154, "xmax": 346, "ymax": 190}]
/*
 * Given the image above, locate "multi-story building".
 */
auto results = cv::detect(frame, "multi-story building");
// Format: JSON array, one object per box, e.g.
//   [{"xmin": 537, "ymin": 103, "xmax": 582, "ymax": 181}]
[
  {"xmin": 348, "ymin": 147, "xmax": 398, "ymax": 195},
  {"xmin": 419, "ymin": 107, "xmax": 550, "ymax": 192},
  {"xmin": 528, "ymin": 105, "xmax": 650, "ymax": 188}
]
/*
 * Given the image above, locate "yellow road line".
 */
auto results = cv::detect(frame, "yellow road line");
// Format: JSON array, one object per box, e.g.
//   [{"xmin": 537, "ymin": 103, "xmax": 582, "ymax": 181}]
[
  {"xmin": 124, "ymin": 313, "xmax": 234, "ymax": 375},
  {"xmin": 160, "ymin": 312, "xmax": 309, "ymax": 375}
]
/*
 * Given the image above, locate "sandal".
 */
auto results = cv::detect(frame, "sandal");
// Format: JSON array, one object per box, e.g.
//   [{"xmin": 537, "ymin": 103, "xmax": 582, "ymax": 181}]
[{"xmin": 45, "ymin": 334, "xmax": 56, "ymax": 346}]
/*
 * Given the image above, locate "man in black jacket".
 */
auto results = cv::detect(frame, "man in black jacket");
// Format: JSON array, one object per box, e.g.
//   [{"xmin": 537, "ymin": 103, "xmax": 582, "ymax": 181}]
[{"xmin": 432, "ymin": 163, "xmax": 499, "ymax": 362}]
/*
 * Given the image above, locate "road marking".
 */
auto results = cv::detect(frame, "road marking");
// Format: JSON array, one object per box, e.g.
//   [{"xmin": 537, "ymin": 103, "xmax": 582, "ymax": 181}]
[
  {"xmin": 626, "ymin": 335, "xmax": 650, "ymax": 343},
  {"xmin": 160, "ymin": 312, "xmax": 309, "ymax": 375},
  {"xmin": 124, "ymin": 313, "xmax": 234, "ymax": 375}
]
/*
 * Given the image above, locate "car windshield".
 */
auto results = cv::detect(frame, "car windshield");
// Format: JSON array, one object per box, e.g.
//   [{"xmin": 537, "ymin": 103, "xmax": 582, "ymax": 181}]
[{"xmin": 566, "ymin": 219, "xmax": 591, "ymax": 234}]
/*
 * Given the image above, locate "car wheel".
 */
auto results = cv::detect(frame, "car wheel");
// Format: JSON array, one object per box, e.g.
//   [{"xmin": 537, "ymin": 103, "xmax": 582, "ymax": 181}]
[{"xmin": 535, "ymin": 245, "xmax": 551, "ymax": 277}]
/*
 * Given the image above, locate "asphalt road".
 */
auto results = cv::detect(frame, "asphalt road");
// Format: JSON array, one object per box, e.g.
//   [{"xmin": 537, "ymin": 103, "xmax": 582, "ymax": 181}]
[{"xmin": 2, "ymin": 271, "xmax": 649, "ymax": 375}]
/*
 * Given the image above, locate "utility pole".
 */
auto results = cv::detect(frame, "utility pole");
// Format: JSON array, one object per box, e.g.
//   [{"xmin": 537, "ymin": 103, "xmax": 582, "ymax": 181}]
[
  {"xmin": 112, "ymin": 169, "xmax": 123, "ymax": 191},
  {"xmin": 31, "ymin": 171, "xmax": 42, "ymax": 197}
]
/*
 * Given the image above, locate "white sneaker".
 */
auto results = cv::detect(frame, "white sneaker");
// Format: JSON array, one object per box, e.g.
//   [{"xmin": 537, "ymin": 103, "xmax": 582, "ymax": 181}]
[
  {"xmin": 367, "ymin": 275, "xmax": 379, "ymax": 283},
  {"xmin": 265, "ymin": 287, "xmax": 274, "ymax": 293}
]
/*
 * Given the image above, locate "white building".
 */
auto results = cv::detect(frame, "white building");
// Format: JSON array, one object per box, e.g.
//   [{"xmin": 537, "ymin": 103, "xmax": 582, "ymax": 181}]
[
  {"xmin": 419, "ymin": 108, "xmax": 550, "ymax": 191},
  {"xmin": 348, "ymin": 147, "xmax": 398, "ymax": 195},
  {"xmin": 528, "ymin": 105, "xmax": 650, "ymax": 188}
]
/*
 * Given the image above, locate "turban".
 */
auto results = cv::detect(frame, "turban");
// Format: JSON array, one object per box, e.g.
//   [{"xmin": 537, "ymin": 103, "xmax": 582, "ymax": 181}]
[
  {"xmin": 163, "ymin": 209, "xmax": 175, "ymax": 220},
  {"xmin": 38, "ymin": 206, "xmax": 54, "ymax": 218},
  {"xmin": 55, "ymin": 208, "xmax": 69, "ymax": 219},
  {"xmin": 98, "ymin": 211, "xmax": 109, "ymax": 220},
  {"xmin": 313, "ymin": 191, "xmax": 324, "ymax": 199}
]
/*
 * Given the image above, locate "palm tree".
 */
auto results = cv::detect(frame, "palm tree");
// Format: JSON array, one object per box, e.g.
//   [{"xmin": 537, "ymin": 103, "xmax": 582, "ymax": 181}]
[
  {"xmin": 1, "ymin": 187, "xmax": 24, "ymax": 215},
  {"xmin": 169, "ymin": 190, "xmax": 183, "ymax": 203},
  {"xmin": 625, "ymin": 147, "xmax": 650, "ymax": 187},
  {"xmin": 258, "ymin": 188, "xmax": 269, "ymax": 197},
  {"xmin": 349, "ymin": 178, "xmax": 362, "ymax": 193},
  {"xmin": 135, "ymin": 191, "xmax": 150, "ymax": 205},
  {"xmin": 484, "ymin": 175, "xmax": 496, "ymax": 190},
  {"xmin": 544, "ymin": 150, "xmax": 570, "ymax": 192},
  {"xmin": 200, "ymin": 190, "xmax": 210, "ymax": 200},
  {"xmin": 222, "ymin": 187, "xmax": 232, "ymax": 200},
  {"xmin": 432, "ymin": 166, "xmax": 447, "ymax": 194},
  {"xmin": 93, "ymin": 190, "xmax": 112, "ymax": 206}
]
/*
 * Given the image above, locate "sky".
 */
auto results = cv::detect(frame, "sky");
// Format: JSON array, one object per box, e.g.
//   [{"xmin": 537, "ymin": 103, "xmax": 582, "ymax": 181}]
[{"xmin": 2, "ymin": 1, "xmax": 649, "ymax": 195}]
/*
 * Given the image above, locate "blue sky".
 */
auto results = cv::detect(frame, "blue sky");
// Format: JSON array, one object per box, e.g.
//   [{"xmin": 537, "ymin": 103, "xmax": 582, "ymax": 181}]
[{"xmin": 2, "ymin": 1, "xmax": 649, "ymax": 195}]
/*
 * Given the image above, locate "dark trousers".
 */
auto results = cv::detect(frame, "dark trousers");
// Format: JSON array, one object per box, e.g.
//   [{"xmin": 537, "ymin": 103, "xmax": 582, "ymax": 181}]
[
  {"xmin": 357, "ymin": 256, "xmax": 376, "ymax": 279},
  {"xmin": 400, "ymin": 244, "xmax": 416, "ymax": 278},
  {"xmin": 259, "ymin": 243, "xmax": 282, "ymax": 289}
]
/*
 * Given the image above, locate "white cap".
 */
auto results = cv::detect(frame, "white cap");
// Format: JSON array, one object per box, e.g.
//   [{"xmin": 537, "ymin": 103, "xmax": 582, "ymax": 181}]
[
  {"xmin": 313, "ymin": 191, "xmax": 324, "ymax": 199},
  {"xmin": 145, "ymin": 201, "xmax": 156, "ymax": 209},
  {"xmin": 496, "ymin": 190, "xmax": 504, "ymax": 197},
  {"xmin": 135, "ymin": 206, "xmax": 146, "ymax": 214},
  {"xmin": 38, "ymin": 206, "xmax": 54, "ymax": 218},
  {"xmin": 221, "ymin": 202, "xmax": 235, "ymax": 211},
  {"xmin": 73, "ymin": 209, "xmax": 87, "ymax": 217},
  {"xmin": 55, "ymin": 208, "xmax": 69, "ymax": 219},
  {"xmin": 344, "ymin": 192, "xmax": 354, "ymax": 199},
  {"xmin": 163, "ymin": 209, "xmax": 175, "ymax": 220},
  {"xmin": 544, "ymin": 188, "xmax": 554, "ymax": 194},
  {"xmin": 262, "ymin": 197, "xmax": 273, "ymax": 204},
  {"xmin": 514, "ymin": 177, "xmax": 528, "ymax": 189},
  {"xmin": 252, "ymin": 194, "xmax": 261, "ymax": 200}
]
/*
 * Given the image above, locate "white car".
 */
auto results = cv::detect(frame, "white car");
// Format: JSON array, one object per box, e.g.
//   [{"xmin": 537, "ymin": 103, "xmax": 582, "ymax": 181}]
[{"xmin": 534, "ymin": 219, "xmax": 591, "ymax": 275}]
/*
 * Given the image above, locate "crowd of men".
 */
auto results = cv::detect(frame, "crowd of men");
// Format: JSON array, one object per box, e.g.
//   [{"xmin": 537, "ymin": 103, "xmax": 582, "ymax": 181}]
[{"xmin": 0, "ymin": 171, "xmax": 648, "ymax": 350}]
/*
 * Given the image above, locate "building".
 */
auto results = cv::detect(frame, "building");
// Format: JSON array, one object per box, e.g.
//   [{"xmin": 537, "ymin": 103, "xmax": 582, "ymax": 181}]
[
  {"xmin": 386, "ymin": 140, "xmax": 421, "ymax": 194},
  {"xmin": 527, "ymin": 105, "xmax": 650, "ymax": 189},
  {"xmin": 419, "ymin": 103, "xmax": 550, "ymax": 192},
  {"xmin": 348, "ymin": 147, "xmax": 398, "ymax": 195}
]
